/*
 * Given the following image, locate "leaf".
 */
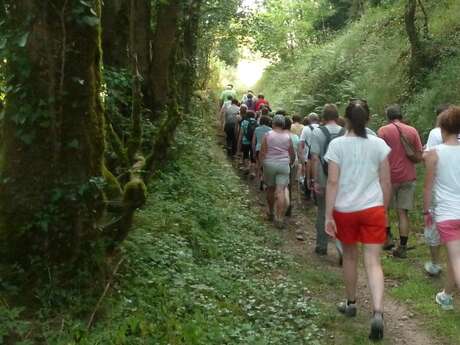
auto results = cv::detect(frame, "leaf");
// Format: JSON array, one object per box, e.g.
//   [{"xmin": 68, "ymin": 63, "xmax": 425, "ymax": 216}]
[
  {"xmin": 17, "ymin": 32, "xmax": 29, "ymax": 47},
  {"xmin": 80, "ymin": 15, "xmax": 100, "ymax": 27}
]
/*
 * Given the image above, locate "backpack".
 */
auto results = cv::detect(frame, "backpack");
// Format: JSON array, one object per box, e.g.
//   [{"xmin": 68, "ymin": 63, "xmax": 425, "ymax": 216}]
[
  {"xmin": 245, "ymin": 118, "xmax": 258, "ymax": 142},
  {"xmin": 319, "ymin": 126, "xmax": 346, "ymax": 176}
]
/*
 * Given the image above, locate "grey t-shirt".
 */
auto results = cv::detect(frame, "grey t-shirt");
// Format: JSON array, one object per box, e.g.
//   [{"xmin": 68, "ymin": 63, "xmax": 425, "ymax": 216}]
[
  {"xmin": 310, "ymin": 124, "xmax": 343, "ymax": 187},
  {"xmin": 225, "ymin": 105, "xmax": 239, "ymax": 125}
]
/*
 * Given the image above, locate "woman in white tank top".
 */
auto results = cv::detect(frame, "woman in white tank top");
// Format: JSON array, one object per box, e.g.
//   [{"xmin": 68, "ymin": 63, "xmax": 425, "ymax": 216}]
[{"xmin": 424, "ymin": 106, "xmax": 460, "ymax": 310}]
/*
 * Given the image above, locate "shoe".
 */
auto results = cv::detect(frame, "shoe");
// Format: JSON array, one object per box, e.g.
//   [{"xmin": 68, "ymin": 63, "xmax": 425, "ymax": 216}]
[
  {"xmin": 274, "ymin": 219, "xmax": 285, "ymax": 229},
  {"xmin": 392, "ymin": 245, "xmax": 407, "ymax": 258},
  {"xmin": 285, "ymin": 205, "xmax": 292, "ymax": 217},
  {"xmin": 436, "ymin": 291, "xmax": 454, "ymax": 310},
  {"xmin": 383, "ymin": 240, "xmax": 395, "ymax": 251},
  {"xmin": 424, "ymin": 262, "xmax": 442, "ymax": 276},
  {"xmin": 314, "ymin": 247, "xmax": 327, "ymax": 256},
  {"xmin": 337, "ymin": 301, "xmax": 357, "ymax": 317},
  {"xmin": 369, "ymin": 312, "xmax": 384, "ymax": 341},
  {"xmin": 266, "ymin": 213, "xmax": 274, "ymax": 222}
]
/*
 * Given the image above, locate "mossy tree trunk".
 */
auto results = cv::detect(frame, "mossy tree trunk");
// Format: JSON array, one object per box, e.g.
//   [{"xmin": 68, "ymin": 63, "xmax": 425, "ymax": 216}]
[
  {"xmin": 150, "ymin": 0, "xmax": 183, "ymax": 118},
  {"xmin": 101, "ymin": 0, "xmax": 129, "ymax": 68},
  {"xmin": 0, "ymin": 0, "xmax": 106, "ymax": 265}
]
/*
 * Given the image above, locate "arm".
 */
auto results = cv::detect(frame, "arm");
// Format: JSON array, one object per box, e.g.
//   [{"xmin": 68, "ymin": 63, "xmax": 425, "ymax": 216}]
[
  {"xmin": 378, "ymin": 158, "xmax": 391, "ymax": 209},
  {"xmin": 413, "ymin": 130, "xmax": 424, "ymax": 163},
  {"xmin": 259, "ymin": 136, "xmax": 268, "ymax": 164},
  {"xmin": 237, "ymin": 125, "xmax": 243, "ymax": 154},
  {"xmin": 252, "ymin": 130, "xmax": 257, "ymax": 154},
  {"xmin": 220, "ymin": 107, "xmax": 225, "ymax": 130},
  {"xmin": 311, "ymin": 154, "xmax": 321, "ymax": 194},
  {"xmin": 288, "ymin": 140, "xmax": 295, "ymax": 166},
  {"xmin": 423, "ymin": 150, "xmax": 438, "ymax": 227},
  {"xmin": 325, "ymin": 161, "xmax": 340, "ymax": 237}
]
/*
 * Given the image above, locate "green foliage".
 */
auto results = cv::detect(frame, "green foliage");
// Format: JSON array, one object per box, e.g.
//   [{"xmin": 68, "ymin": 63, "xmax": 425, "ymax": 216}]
[
  {"xmin": 0, "ymin": 97, "xmax": 326, "ymax": 344},
  {"xmin": 256, "ymin": 0, "xmax": 460, "ymax": 135}
]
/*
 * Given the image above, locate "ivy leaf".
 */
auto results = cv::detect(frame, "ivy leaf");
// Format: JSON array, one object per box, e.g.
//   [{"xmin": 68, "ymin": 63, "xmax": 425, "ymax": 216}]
[
  {"xmin": 17, "ymin": 32, "xmax": 29, "ymax": 48},
  {"xmin": 81, "ymin": 16, "xmax": 100, "ymax": 27},
  {"xmin": 68, "ymin": 139, "xmax": 80, "ymax": 149}
]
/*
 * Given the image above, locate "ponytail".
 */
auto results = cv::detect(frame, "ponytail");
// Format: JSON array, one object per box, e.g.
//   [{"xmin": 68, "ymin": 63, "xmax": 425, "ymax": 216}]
[{"xmin": 345, "ymin": 100, "xmax": 369, "ymax": 138}]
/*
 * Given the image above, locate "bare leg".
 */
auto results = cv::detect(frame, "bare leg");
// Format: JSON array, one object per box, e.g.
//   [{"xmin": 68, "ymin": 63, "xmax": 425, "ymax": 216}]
[
  {"xmin": 363, "ymin": 244, "xmax": 385, "ymax": 312},
  {"xmin": 342, "ymin": 244, "xmax": 359, "ymax": 302},
  {"xmin": 275, "ymin": 186, "xmax": 287, "ymax": 220},
  {"xmin": 430, "ymin": 245, "xmax": 441, "ymax": 265},
  {"xmin": 266, "ymin": 186, "xmax": 275, "ymax": 216},
  {"xmin": 444, "ymin": 258, "xmax": 457, "ymax": 295},
  {"xmin": 446, "ymin": 240, "xmax": 460, "ymax": 291},
  {"xmin": 398, "ymin": 209, "xmax": 410, "ymax": 238}
]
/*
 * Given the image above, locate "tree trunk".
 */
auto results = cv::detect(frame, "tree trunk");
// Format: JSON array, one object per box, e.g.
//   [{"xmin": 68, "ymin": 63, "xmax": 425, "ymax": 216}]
[
  {"xmin": 150, "ymin": 0, "xmax": 183, "ymax": 117},
  {"xmin": 101, "ymin": 0, "xmax": 129, "ymax": 67},
  {"xmin": 405, "ymin": 0, "xmax": 424, "ymax": 77},
  {"xmin": 0, "ymin": 0, "xmax": 106, "ymax": 264}
]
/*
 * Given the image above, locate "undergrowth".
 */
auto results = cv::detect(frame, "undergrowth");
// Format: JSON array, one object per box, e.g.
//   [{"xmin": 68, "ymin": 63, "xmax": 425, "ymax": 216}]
[{"xmin": 0, "ymin": 98, "xmax": 325, "ymax": 344}]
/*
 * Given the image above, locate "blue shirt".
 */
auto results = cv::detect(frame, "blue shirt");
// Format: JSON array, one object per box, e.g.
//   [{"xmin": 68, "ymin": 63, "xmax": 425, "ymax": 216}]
[{"xmin": 254, "ymin": 125, "xmax": 272, "ymax": 151}]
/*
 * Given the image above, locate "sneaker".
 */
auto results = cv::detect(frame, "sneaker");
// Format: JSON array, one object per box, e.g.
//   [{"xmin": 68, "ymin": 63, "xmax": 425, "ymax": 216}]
[
  {"xmin": 424, "ymin": 262, "xmax": 442, "ymax": 276},
  {"xmin": 369, "ymin": 312, "xmax": 384, "ymax": 341},
  {"xmin": 314, "ymin": 247, "xmax": 327, "ymax": 256},
  {"xmin": 436, "ymin": 291, "xmax": 454, "ymax": 310},
  {"xmin": 337, "ymin": 301, "xmax": 357, "ymax": 317},
  {"xmin": 392, "ymin": 245, "xmax": 407, "ymax": 259},
  {"xmin": 383, "ymin": 239, "xmax": 395, "ymax": 251}
]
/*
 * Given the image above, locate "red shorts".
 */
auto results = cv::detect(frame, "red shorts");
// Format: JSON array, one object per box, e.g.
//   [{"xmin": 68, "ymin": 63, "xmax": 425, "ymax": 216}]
[
  {"xmin": 334, "ymin": 206, "xmax": 386, "ymax": 245},
  {"xmin": 437, "ymin": 219, "xmax": 460, "ymax": 244}
]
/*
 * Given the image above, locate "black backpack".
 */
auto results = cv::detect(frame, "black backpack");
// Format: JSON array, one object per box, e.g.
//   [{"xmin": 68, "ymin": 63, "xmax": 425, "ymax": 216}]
[
  {"xmin": 245, "ymin": 118, "xmax": 258, "ymax": 142},
  {"xmin": 319, "ymin": 126, "xmax": 346, "ymax": 176}
]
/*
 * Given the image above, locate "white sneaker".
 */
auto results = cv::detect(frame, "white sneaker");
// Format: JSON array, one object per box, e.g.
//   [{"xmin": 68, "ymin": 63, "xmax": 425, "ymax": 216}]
[
  {"xmin": 424, "ymin": 261, "xmax": 442, "ymax": 276},
  {"xmin": 436, "ymin": 290, "xmax": 454, "ymax": 310}
]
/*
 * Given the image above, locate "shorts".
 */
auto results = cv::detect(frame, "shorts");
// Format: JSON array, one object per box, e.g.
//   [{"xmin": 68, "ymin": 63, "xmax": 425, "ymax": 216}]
[
  {"xmin": 424, "ymin": 223, "xmax": 441, "ymax": 247},
  {"xmin": 334, "ymin": 206, "xmax": 387, "ymax": 245},
  {"xmin": 391, "ymin": 181, "xmax": 416, "ymax": 210},
  {"xmin": 263, "ymin": 162, "xmax": 290, "ymax": 187},
  {"xmin": 436, "ymin": 219, "xmax": 460, "ymax": 244},
  {"xmin": 242, "ymin": 144, "xmax": 255, "ymax": 162}
]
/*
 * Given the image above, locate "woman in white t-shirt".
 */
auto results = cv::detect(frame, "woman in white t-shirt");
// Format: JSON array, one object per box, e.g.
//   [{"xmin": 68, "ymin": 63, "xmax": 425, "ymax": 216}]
[
  {"xmin": 324, "ymin": 100, "xmax": 391, "ymax": 341},
  {"xmin": 424, "ymin": 106, "xmax": 460, "ymax": 311}
]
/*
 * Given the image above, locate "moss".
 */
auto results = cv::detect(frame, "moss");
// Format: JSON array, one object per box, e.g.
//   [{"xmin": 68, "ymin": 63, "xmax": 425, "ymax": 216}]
[
  {"xmin": 123, "ymin": 178, "xmax": 147, "ymax": 210},
  {"xmin": 102, "ymin": 165, "xmax": 123, "ymax": 200}
]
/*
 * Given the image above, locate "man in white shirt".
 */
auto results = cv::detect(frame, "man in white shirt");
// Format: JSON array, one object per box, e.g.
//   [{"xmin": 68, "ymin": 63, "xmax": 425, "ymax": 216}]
[{"xmin": 299, "ymin": 113, "xmax": 320, "ymax": 199}]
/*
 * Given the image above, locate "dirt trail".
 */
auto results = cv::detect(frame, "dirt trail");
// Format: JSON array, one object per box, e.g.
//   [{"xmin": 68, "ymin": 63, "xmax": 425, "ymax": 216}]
[{"xmin": 237, "ymin": 169, "xmax": 444, "ymax": 345}]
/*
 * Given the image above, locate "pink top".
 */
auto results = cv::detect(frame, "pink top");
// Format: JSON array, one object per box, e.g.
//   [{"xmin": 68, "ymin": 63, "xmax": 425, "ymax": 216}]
[
  {"xmin": 378, "ymin": 121, "xmax": 422, "ymax": 183},
  {"xmin": 265, "ymin": 130, "xmax": 291, "ymax": 164}
]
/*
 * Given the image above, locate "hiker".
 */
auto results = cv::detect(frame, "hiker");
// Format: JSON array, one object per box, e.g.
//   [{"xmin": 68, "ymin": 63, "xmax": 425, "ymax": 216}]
[
  {"xmin": 253, "ymin": 115, "xmax": 272, "ymax": 190},
  {"xmin": 220, "ymin": 84, "xmax": 236, "ymax": 107},
  {"xmin": 325, "ymin": 99, "xmax": 391, "ymax": 341},
  {"xmin": 423, "ymin": 105, "xmax": 460, "ymax": 310},
  {"xmin": 311, "ymin": 104, "xmax": 345, "ymax": 258},
  {"xmin": 244, "ymin": 91, "xmax": 257, "ymax": 111},
  {"xmin": 255, "ymin": 94, "xmax": 270, "ymax": 112},
  {"xmin": 300, "ymin": 112, "xmax": 320, "ymax": 200},
  {"xmin": 259, "ymin": 114, "xmax": 295, "ymax": 228},
  {"xmin": 291, "ymin": 114, "xmax": 304, "ymax": 137},
  {"xmin": 221, "ymin": 98, "xmax": 240, "ymax": 157},
  {"xmin": 238, "ymin": 110, "xmax": 258, "ymax": 176},
  {"xmin": 422, "ymin": 104, "xmax": 451, "ymax": 276},
  {"xmin": 377, "ymin": 105, "xmax": 423, "ymax": 258},
  {"xmin": 283, "ymin": 116, "xmax": 300, "ymax": 217}
]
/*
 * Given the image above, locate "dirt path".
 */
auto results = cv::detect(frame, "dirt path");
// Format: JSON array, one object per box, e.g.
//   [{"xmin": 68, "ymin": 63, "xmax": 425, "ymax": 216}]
[{"xmin": 237, "ymin": 169, "xmax": 443, "ymax": 345}]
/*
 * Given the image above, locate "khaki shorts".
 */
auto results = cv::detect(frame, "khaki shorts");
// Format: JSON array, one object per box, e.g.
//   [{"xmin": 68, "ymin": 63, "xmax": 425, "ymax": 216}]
[
  {"xmin": 263, "ymin": 162, "xmax": 290, "ymax": 187},
  {"xmin": 391, "ymin": 181, "xmax": 416, "ymax": 210}
]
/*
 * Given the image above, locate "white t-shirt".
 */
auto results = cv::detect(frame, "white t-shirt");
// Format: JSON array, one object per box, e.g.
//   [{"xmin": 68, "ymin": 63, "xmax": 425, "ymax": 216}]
[
  {"xmin": 325, "ymin": 135, "xmax": 391, "ymax": 213},
  {"xmin": 425, "ymin": 128, "xmax": 443, "ymax": 151},
  {"xmin": 300, "ymin": 123, "xmax": 319, "ymax": 160},
  {"xmin": 434, "ymin": 144, "xmax": 460, "ymax": 222}
]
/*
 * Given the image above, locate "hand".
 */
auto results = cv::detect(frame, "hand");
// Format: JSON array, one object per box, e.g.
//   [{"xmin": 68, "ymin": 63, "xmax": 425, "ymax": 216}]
[
  {"xmin": 325, "ymin": 219, "xmax": 337, "ymax": 238},
  {"xmin": 424, "ymin": 211, "xmax": 433, "ymax": 228},
  {"xmin": 313, "ymin": 181, "xmax": 323, "ymax": 195}
]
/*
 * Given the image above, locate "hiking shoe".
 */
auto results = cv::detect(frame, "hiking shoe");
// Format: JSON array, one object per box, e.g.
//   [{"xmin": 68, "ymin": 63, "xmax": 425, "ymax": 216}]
[
  {"xmin": 314, "ymin": 247, "xmax": 327, "ymax": 256},
  {"xmin": 392, "ymin": 245, "xmax": 407, "ymax": 258},
  {"xmin": 266, "ymin": 213, "xmax": 274, "ymax": 222},
  {"xmin": 424, "ymin": 261, "xmax": 442, "ymax": 276},
  {"xmin": 285, "ymin": 205, "xmax": 292, "ymax": 217},
  {"xmin": 436, "ymin": 291, "xmax": 454, "ymax": 310},
  {"xmin": 274, "ymin": 219, "xmax": 285, "ymax": 229},
  {"xmin": 369, "ymin": 312, "xmax": 384, "ymax": 341},
  {"xmin": 383, "ymin": 239, "xmax": 395, "ymax": 251},
  {"xmin": 337, "ymin": 301, "xmax": 357, "ymax": 317}
]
